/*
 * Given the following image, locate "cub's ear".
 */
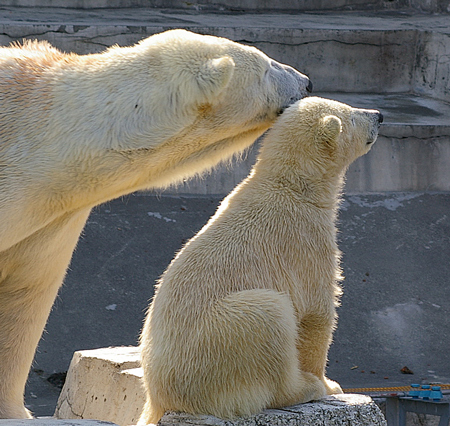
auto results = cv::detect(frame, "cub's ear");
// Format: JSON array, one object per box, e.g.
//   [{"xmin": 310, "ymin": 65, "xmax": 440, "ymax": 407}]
[
  {"xmin": 196, "ymin": 56, "xmax": 235, "ymax": 103},
  {"xmin": 318, "ymin": 115, "xmax": 342, "ymax": 146}
]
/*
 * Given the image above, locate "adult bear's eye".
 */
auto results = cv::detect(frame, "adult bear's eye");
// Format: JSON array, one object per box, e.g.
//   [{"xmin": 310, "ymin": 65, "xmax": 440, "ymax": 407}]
[{"xmin": 270, "ymin": 60, "xmax": 283, "ymax": 71}]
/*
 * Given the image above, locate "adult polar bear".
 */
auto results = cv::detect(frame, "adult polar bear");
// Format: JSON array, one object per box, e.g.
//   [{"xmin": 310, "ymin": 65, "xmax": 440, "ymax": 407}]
[{"xmin": 0, "ymin": 29, "xmax": 312, "ymax": 419}]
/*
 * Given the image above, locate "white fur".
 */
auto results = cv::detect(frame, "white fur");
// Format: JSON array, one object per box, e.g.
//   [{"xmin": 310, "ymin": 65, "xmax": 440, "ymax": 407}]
[
  {"xmin": 0, "ymin": 29, "xmax": 311, "ymax": 418},
  {"xmin": 139, "ymin": 97, "xmax": 381, "ymax": 424}
]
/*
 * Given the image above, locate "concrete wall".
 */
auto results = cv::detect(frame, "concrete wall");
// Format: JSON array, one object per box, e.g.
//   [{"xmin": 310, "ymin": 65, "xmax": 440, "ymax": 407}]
[
  {"xmin": 0, "ymin": 0, "xmax": 448, "ymax": 12},
  {"xmin": 163, "ymin": 134, "xmax": 450, "ymax": 195},
  {"xmin": 414, "ymin": 31, "xmax": 450, "ymax": 103},
  {"xmin": 233, "ymin": 29, "xmax": 418, "ymax": 94},
  {"xmin": 1, "ymin": 10, "xmax": 449, "ymax": 192},
  {"xmin": 346, "ymin": 135, "xmax": 450, "ymax": 192},
  {"xmin": 0, "ymin": 26, "xmax": 421, "ymax": 94},
  {"xmin": 0, "ymin": 20, "xmax": 446, "ymax": 100}
]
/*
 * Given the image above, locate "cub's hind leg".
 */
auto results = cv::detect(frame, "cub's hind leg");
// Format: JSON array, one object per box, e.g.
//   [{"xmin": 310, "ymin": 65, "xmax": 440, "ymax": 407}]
[
  {"xmin": 198, "ymin": 289, "xmax": 327, "ymax": 416},
  {"xmin": 139, "ymin": 288, "xmax": 328, "ymax": 425}
]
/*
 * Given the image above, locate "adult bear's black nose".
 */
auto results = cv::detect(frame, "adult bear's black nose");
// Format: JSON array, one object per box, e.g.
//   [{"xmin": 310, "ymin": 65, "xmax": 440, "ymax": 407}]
[
  {"xmin": 306, "ymin": 79, "xmax": 313, "ymax": 93},
  {"xmin": 378, "ymin": 112, "xmax": 384, "ymax": 123}
]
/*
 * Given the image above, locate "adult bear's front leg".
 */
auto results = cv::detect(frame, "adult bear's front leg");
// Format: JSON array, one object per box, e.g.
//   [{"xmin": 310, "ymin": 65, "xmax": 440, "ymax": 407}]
[{"xmin": 0, "ymin": 209, "xmax": 91, "ymax": 418}]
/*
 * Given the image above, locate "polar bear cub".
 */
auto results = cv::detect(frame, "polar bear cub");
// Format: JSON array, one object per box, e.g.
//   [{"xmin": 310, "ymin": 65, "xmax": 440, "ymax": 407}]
[{"xmin": 140, "ymin": 96, "xmax": 383, "ymax": 424}]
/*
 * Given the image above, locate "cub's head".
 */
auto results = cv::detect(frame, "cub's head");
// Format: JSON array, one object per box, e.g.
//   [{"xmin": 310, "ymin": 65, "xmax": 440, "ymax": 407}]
[{"xmin": 263, "ymin": 96, "xmax": 382, "ymax": 177}]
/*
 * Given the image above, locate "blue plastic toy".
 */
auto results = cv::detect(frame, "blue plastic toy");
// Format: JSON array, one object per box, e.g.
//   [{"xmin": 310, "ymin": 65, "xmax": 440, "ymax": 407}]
[
  {"xmin": 421, "ymin": 384, "xmax": 431, "ymax": 400},
  {"xmin": 408, "ymin": 384, "xmax": 420, "ymax": 399},
  {"xmin": 430, "ymin": 386, "xmax": 444, "ymax": 401},
  {"xmin": 408, "ymin": 384, "xmax": 443, "ymax": 401}
]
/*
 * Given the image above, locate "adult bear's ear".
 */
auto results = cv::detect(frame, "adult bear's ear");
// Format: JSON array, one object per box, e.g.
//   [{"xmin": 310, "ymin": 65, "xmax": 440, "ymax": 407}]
[
  {"xmin": 196, "ymin": 56, "xmax": 235, "ymax": 103},
  {"xmin": 318, "ymin": 115, "xmax": 342, "ymax": 147}
]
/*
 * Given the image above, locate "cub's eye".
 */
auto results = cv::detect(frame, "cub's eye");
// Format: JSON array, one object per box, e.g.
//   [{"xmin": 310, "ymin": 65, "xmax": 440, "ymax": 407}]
[{"xmin": 351, "ymin": 116, "xmax": 356, "ymax": 126}]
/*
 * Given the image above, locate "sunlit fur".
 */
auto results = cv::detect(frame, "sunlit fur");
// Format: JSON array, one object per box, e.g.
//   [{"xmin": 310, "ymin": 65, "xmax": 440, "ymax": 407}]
[
  {"xmin": 140, "ymin": 97, "xmax": 381, "ymax": 424},
  {"xmin": 0, "ymin": 29, "xmax": 311, "ymax": 419}
]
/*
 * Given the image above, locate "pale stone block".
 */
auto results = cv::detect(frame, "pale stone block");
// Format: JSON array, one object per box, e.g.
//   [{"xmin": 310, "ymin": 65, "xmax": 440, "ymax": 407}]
[{"xmin": 55, "ymin": 346, "xmax": 144, "ymax": 426}]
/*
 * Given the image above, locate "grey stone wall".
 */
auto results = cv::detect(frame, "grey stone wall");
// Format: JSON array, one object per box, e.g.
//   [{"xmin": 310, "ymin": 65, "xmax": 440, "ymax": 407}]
[
  {"xmin": 0, "ymin": 0, "xmax": 448, "ymax": 12},
  {"xmin": 1, "ymin": 7, "xmax": 449, "ymax": 193},
  {"xmin": 414, "ymin": 31, "xmax": 450, "ymax": 103}
]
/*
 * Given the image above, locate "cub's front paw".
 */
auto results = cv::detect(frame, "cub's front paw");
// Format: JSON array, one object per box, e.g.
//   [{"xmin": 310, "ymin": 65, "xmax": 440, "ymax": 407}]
[{"xmin": 323, "ymin": 377, "xmax": 343, "ymax": 395}]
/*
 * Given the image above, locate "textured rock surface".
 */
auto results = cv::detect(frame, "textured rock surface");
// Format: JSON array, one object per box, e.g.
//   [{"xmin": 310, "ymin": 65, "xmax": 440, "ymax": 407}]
[
  {"xmin": 159, "ymin": 394, "xmax": 387, "ymax": 426},
  {"xmin": 0, "ymin": 421, "xmax": 118, "ymax": 425}
]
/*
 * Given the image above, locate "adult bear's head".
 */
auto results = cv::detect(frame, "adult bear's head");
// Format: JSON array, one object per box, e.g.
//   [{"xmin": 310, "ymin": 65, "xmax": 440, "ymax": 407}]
[
  {"xmin": 48, "ymin": 29, "xmax": 312, "ymax": 193},
  {"xmin": 135, "ymin": 29, "xmax": 312, "ymax": 127},
  {"xmin": 100, "ymin": 29, "xmax": 312, "ymax": 177}
]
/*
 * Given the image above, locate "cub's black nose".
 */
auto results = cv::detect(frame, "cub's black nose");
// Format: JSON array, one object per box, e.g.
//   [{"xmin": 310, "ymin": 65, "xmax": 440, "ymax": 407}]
[
  {"xmin": 306, "ymin": 79, "xmax": 313, "ymax": 93},
  {"xmin": 378, "ymin": 112, "xmax": 384, "ymax": 123}
]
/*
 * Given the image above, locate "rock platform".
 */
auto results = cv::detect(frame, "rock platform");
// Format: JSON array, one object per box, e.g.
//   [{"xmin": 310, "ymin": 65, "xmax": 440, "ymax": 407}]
[{"xmin": 54, "ymin": 347, "xmax": 386, "ymax": 426}]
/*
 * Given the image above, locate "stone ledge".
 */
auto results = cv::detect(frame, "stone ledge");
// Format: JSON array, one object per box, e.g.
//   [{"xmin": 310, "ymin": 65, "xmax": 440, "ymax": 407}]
[
  {"xmin": 55, "ymin": 347, "xmax": 144, "ymax": 426},
  {"xmin": 55, "ymin": 347, "xmax": 386, "ymax": 426}
]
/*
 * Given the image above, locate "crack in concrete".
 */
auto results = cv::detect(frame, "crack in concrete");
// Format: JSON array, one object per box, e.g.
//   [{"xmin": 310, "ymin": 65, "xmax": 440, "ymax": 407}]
[
  {"xmin": 380, "ymin": 134, "xmax": 450, "ymax": 140},
  {"xmin": 60, "ymin": 391, "xmax": 84, "ymax": 419},
  {"xmin": 236, "ymin": 38, "xmax": 404, "ymax": 48},
  {"xmin": 0, "ymin": 29, "xmax": 71, "ymax": 39},
  {"xmin": 0, "ymin": 28, "xmax": 404, "ymax": 49}
]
